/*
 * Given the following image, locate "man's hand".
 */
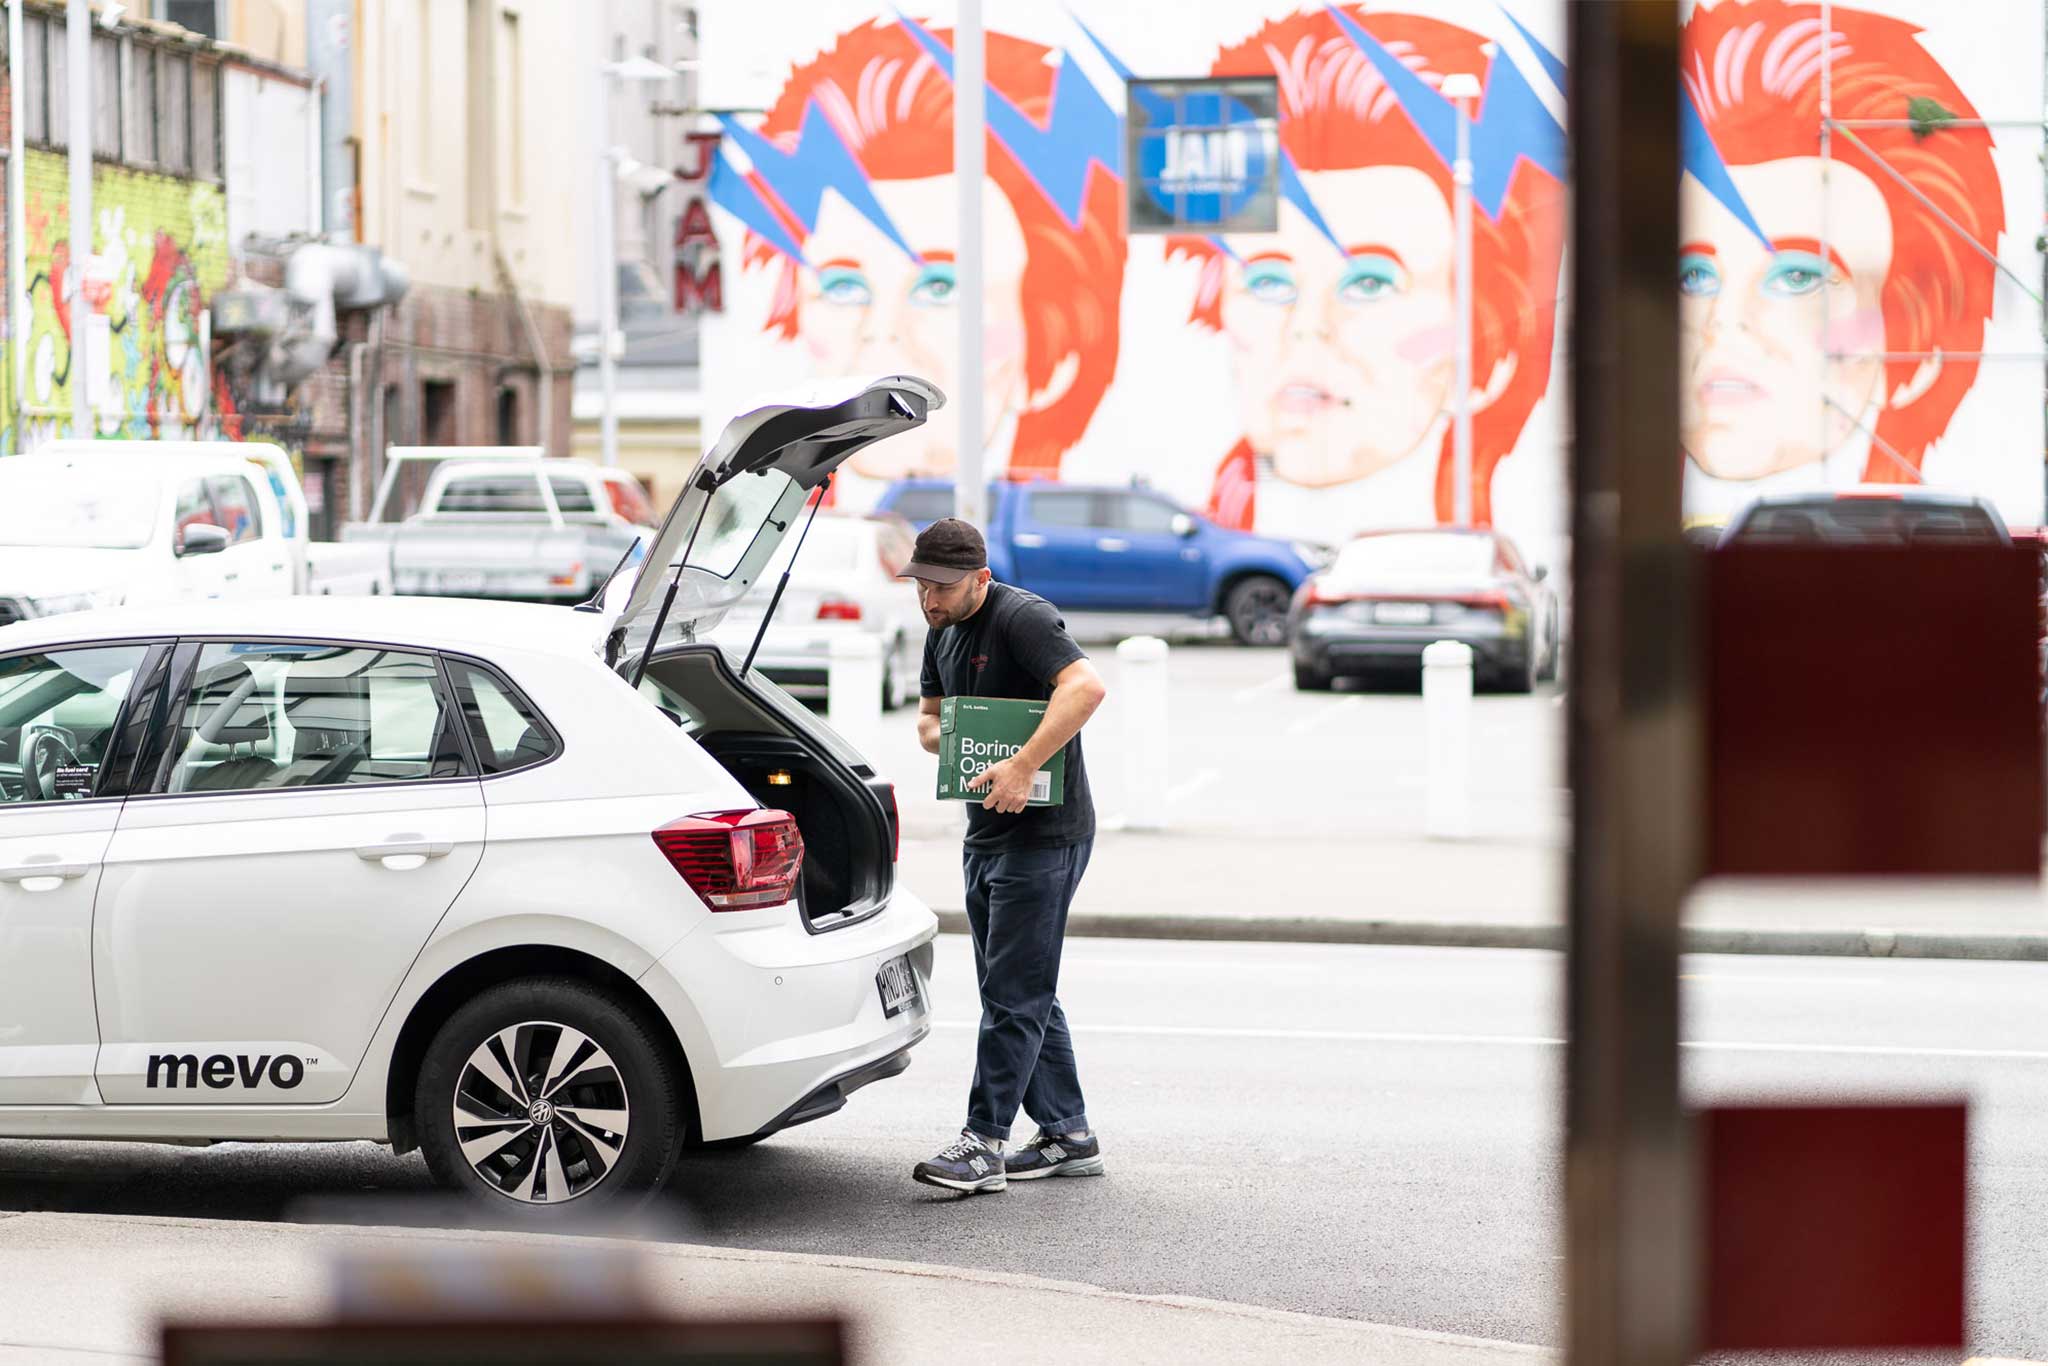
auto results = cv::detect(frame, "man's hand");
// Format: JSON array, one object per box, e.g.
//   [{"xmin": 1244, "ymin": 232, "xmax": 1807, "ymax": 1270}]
[
  {"xmin": 917, "ymin": 697, "xmax": 943, "ymax": 755},
  {"xmin": 965, "ymin": 756, "xmax": 1036, "ymax": 814}
]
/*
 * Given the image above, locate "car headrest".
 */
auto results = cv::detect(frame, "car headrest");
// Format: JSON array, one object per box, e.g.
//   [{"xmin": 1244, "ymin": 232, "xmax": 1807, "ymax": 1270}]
[{"xmin": 192, "ymin": 667, "xmax": 271, "ymax": 748}]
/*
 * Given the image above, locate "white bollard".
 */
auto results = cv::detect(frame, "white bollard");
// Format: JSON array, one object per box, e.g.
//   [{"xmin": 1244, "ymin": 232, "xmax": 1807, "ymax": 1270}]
[
  {"xmin": 1422, "ymin": 640, "xmax": 1473, "ymax": 839},
  {"xmin": 827, "ymin": 632, "xmax": 884, "ymax": 760},
  {"xmin": 1116, "ymin": 635, "xmax": 1170, "ymax": 832}
]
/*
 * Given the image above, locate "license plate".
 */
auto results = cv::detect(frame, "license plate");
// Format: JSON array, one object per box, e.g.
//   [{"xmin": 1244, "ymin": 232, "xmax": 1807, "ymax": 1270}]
[
  {"xmin": 1374, "ymin": 602, "xmax": 1433, "ymax": 625},
  {"xmin": 435, "ymin": 571, "xmax": 489, "ymax": 594},
  {"xmin": 876, "ymin": 954, "xmax": 921, "ymax": 1018}
]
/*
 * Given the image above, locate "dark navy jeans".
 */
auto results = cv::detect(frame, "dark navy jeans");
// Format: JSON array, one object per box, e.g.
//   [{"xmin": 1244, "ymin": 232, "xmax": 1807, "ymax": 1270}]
[{"xmin": 960, "ymin": 838, "xmax": 1093, "ymax": 1144}]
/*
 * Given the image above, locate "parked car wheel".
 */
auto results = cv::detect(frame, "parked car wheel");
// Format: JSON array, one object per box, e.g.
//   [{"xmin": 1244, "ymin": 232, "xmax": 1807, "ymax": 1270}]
[
  {"xmin": 1293, "ymin": 660, "xmax": 1334, "ymax": 692},
  {"xmin": 1494, "ymin": 652, "xmax": 1537, "ymax": 695},
  {"xmin": 1225, "ymin": 576, "xmax": 1292, "ymax": 647},
  {"xmin": 416, "ymin": 977, "xmax": 685, "ymax": 1215},
  {"xmin": 881, "ymin": 635, "xmax": 906, "ymax": 712}
]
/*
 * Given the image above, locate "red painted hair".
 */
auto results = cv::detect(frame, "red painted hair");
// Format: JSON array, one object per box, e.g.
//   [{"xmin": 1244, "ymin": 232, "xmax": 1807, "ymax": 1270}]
[
  {"xmin": 1682, "ymin": 0, "xmax": 2003, "ymax": 481},
  {"xmin": 741, "ymin": 24, "xmax": 1126, "ymax": 480},
  {"xmin": 1172, "ymin": 6, "xmax": 1565, "ymax": 526}
]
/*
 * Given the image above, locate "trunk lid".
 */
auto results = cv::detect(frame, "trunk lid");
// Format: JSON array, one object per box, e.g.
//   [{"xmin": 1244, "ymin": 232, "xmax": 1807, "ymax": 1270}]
[{"xmin": 604, "ymin": 375, "xmax": 940, "ymax": 669}]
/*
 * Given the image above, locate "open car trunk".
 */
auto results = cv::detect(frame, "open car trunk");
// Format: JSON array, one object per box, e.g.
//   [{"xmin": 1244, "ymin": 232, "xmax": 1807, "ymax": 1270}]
[{"xmin": 640, "ymin": 645, "xmax": 895, "ymax": 933}]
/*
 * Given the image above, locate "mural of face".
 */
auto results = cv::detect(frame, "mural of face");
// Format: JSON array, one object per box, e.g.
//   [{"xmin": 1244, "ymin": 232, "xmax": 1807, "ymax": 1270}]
[
  {"xmin": 800, "ymin": 175, "xmax": 1033, "ymax": 481},
  {"xmin": 1217, "ymin": 165, "xmax": 1459, "ymax": 489},
  {"xmin": 1679, "ymin": 158, "xmax": 1893, "ymax": 482}
]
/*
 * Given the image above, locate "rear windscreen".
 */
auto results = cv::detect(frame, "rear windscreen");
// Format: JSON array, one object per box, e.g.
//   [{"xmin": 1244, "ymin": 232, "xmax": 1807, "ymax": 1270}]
[{"xmin": 1734, "ymin": 501, "xmax": 2004, "ymax": 545}]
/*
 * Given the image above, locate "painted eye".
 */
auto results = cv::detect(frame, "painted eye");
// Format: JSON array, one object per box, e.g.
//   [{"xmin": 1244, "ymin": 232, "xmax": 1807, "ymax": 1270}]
[
  {"xmin": 818, "ymin": 268, "xmax": 872, "ymax": 307},
  {"xmin": 1763, "ymin": 252, "xmax": 1829, "ymax": 298},
  {"xmin": 1678, "ymin": 253, "xmax": 1721, "ymax": 298},
  {"xmin": 1337, "ymin": 254, "xmax": 1404, "ymax": 304},
  {"xmin": 1244, "ymin": 263, "xmax": 1297, "ymax": 305},
  {"xmin": 909, "ymin": 263, "xmax": 957, "ymax": 307}
]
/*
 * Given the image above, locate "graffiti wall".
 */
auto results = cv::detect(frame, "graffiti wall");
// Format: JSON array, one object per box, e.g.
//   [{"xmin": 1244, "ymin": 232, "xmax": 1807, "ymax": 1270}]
[
  {"xmin": 698, "ymin": 0, "xmax": 2045, "ymax": 560},
  {"xmin": 9, "ymin": 150, "xmax": 230, "ymax": 450}
]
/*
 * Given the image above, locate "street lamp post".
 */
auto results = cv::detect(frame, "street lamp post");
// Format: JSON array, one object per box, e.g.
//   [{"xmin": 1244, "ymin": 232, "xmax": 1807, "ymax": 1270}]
[
  {"xmin": 596, "ymin": 55, "xmax": 677, "ymax": 469},
  {"xmin": 1442, "ymin": 72, "xmax": 1482, "ymax": 527}
]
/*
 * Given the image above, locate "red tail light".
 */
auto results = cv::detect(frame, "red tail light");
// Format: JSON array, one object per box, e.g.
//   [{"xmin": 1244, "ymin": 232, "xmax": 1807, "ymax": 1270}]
[
  {"xmin": 1454, "ymin": 591, "xmax": 1512, "ymax": 612},
  {"xmin": 817, "ymin": 599, "xmax": 863, "ymax": 621},
  {"xmin": 653, "ymin": 810, "xmax": 804, "ymax": 911}
]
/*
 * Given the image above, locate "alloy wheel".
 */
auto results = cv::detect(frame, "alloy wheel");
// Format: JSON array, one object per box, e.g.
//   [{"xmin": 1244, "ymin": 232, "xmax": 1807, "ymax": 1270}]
[{"xmin": 450, "ymin": 1021, "xmax": 631, "ymax": 1205}]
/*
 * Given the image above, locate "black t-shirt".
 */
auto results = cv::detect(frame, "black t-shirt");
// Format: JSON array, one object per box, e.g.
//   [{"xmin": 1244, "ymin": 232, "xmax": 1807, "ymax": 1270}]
[{"xmin": 921, "ymin": 582, "xmax": 1095, "ymax": 851}]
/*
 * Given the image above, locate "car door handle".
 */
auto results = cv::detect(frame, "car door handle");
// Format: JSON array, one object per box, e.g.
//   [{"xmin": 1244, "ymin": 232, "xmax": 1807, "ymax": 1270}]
[
  {"xmin": 0, "ymin": 859, "xmax": 89, "ymax": 888},
  {"xmin": 356, "ymin": 838, "xmax": 454, "ymax": 871},
  {"xmin": 1096, "ymin": 538, "xmax": 1129, "ymax": 552},
  {"xmin": 1014, "ymin": 533, "xmax": 1047, "ymax": 549}
]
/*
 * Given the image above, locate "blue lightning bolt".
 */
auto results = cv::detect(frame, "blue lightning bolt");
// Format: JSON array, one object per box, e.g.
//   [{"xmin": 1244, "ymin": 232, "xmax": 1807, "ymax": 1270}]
[
  {"xmin": 1325, "ymin": 3, "xmax": 1567, "ymax": 221},
  {"xmin": 706, "ymin": 146, "xmax": 807, "ymax": 264},
  {"xmin": 712, "ymin": 104, "xmax": 922, "ymax": 266},
  {"xmin": 1680, "ymin": 84, "xmax": 1771, "ymax": 249},
  {"xmin": 893, "ymin": 11, "xmax": 1122, "ymax": 231}
]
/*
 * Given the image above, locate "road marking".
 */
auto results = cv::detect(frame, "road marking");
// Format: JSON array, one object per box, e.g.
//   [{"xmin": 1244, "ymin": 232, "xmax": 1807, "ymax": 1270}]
[
  {"xmin": 932, "ymin": 1019, "xmax": 2048, "ymax": 1061},
  {"xmin": 1230, "ymin": 673, "xmax": 1294, "ymax": 703},
  {"xmin": 1285, "ymin": 694, "xmax": 1362, "ymax": 736},
  {"xmin": 1168, "ymin": 769, "xmax": 1219, "ymax": 804}
]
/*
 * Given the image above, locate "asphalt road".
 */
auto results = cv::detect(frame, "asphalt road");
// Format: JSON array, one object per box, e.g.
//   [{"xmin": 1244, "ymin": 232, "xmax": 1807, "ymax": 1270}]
[{"xmin": 5, "ymin": 937, "xmax": 2048, "ymax": 1362}]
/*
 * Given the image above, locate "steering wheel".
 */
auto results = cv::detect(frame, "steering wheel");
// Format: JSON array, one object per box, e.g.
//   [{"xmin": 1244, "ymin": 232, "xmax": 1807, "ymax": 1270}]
[{"xmin": 26, "ymin": 728, "xmax": 80, "ymax": 802}]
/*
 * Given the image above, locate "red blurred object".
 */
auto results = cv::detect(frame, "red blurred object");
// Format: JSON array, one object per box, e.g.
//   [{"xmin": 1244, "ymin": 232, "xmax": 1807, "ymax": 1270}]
[
  {"xmin": 816, "ymin": 599, "xmax": 863, "ymax": 621},
  {"xmin": 652, "ymin": 810, "xmax": 805, "ymax": 910},
  {"xmin": 1701, "ymin": 1103, "xmax": 1965, "ymax": 1351},
  {"xmin": 1705, "ymin": 545, "xmax": 2042, "ymax": 875}
]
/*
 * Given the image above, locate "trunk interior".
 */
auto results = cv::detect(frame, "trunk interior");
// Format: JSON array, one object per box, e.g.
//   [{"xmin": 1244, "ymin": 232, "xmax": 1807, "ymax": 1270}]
[{"xmin": 640, "ymin": 647, "xmax": 894, "ymax": 932}]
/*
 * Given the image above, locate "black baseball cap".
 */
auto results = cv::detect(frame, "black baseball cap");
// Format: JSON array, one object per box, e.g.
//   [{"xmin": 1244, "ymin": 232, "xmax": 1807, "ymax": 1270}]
[{"xmin": 897, "ymin": 517, "xmax": 988, "ymax": 585}]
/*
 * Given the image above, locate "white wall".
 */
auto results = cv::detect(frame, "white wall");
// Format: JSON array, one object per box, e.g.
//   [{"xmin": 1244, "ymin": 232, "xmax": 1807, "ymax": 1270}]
[{"xmin": 223, "ymin": 65, "xmax": 318, "ymax": 247}]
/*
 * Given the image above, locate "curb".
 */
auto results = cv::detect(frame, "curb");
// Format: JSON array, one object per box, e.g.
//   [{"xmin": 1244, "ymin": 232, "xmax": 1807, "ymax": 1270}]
[{"xmin": 933, "ymin": 911, "xmax": 2048, "ymax": 960}]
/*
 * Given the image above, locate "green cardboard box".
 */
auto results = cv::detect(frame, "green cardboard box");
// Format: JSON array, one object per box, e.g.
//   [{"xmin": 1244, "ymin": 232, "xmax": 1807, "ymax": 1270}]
[{"xmin": 935, "ymin": 696, "xmax": 1065, "ymax": 806}]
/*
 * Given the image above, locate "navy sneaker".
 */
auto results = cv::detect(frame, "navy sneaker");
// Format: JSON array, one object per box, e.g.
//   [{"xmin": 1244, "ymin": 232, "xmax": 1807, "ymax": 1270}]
[
  {"xmin": 1006, "ymin": 1129, "xmax": 1105, "ymax": 1180},
  {"xmin": 912, "ymin": 1130, "xmax": 1007, "ymax": 1194}
]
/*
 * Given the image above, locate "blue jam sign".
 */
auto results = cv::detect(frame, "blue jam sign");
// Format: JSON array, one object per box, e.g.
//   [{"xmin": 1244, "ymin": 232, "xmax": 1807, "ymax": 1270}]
[{"xmin": 1126, "ymin": 77, "xmax": 1280, "ymax": 234}]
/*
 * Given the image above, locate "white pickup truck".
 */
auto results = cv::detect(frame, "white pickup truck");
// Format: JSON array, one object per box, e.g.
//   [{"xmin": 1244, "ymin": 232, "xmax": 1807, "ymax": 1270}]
[
  {"xmin": 341, "ymin": 448, "xmax": 656, "ymax": 602},
  {"xmin": 0, "ymin": 441, "xmax": 393, "ymax": 626}
]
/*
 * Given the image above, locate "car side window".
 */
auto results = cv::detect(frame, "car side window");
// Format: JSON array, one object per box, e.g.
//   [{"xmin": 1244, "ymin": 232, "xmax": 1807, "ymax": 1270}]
[
  {"xmin": 0, "ymin": 645, "xmax": 150, "ymax": 804},
  {"xmin": 1114, "ymin": 495, "xmax": 1181, "ymax": 535},
  {"xmin": 175, "ymin": 478, "xmax": 219, "ymax": 535},
  {"xmin": 445, "ymin": 658, "xmax": 559, "ymax": 775},
  {"xmin": 550, "ymin": 477, "xmax": 598, "ymax": 514},
  {"xmin": 1028, "ymin": 491, "xmax": 1106, "ymax": 529},
  {"xmin": 206, "ymin": 475, "xmax": 261, "ymax": 546},
  {"xmin": 161, "ymin": 643, "xmax": 466, "ymax": 795}
]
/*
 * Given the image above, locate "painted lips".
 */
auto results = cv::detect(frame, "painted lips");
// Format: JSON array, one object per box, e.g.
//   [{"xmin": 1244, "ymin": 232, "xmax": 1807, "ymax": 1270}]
[
  {"xmin": 1275, "ymin": 382, "xmax": 1340, "ymax": 414},
  {"xmin": 1699, "ymin": 371, "xmax": 1766, "ymax": 407}
]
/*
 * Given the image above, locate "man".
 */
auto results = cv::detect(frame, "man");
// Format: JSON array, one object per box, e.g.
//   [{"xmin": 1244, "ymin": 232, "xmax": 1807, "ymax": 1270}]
[{"xmin": 900, "ymin": 518, "xmax": 1108, "ymax": 1194}]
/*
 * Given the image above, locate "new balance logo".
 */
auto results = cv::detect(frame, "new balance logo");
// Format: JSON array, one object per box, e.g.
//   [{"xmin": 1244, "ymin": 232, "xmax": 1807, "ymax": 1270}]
[
  {"xmin": 1042, "ymin": 1143, "xmax": 1066, "ymax": 1161},
  {"xmin": 968, "ymin": 1156, "xmax": 989, "ymax": 1176}
]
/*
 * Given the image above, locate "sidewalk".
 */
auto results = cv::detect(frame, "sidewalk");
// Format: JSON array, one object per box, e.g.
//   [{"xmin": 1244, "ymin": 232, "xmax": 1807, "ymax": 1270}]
[
  {"xmin": 898, "ymin": 826, "xmax": 2048, "ymax": 960},
  {"xmin": 0, "ymin": 1211, "xmax": 1548, "ymax": 1365}
]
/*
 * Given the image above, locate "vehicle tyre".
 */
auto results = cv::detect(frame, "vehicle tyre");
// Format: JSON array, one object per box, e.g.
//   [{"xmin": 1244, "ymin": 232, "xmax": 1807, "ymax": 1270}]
[
  {"xmin": 880, "ymin": 635, "xmax": 904, "ymax": 713},
  {"xmin": 415, "ymin": 976, "xmax": 684, "ymax": 1216},
  {"xmin": 1500, "ymin": 651, "xmax": 1537, "ymax": 695},
  {"xmin": 1293, "ymin": 660, "xmax": 1334, "ymax": 691},
  {"xmin": 1224, "ymin": 576, "xmax": 1292, "ymax": 647}
]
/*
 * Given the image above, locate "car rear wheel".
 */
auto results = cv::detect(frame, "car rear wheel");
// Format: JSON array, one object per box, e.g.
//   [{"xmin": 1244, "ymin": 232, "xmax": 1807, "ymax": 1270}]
[
  {"xmin": 880, "ymin": 635, "xmax": 905, "ymax": 712},
  {"xmin": 416, "ymin": 977, "xmax": 684, "ymax": 1216},
  {"xmin": 1225, "ymin": 576, "xmax": 1291, "ymax": 647}
]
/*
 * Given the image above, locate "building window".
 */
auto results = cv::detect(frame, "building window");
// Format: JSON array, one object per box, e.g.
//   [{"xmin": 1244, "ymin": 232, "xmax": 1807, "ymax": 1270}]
[
  {"xmin": 22, "ymin": 14, "xmax": 49, "ymax": 145},
  {"xmin": 191, "ymin": 60, "xmax": 219, "ymax": 180},
  {"xmin": 422, "ymin": 380, "xmax": 458, "ymax": 446},
  {"xmin": 496, "ymin": 387, "xmax": 521, "ymax": 446},
  {"xmin": 499, "ymin": 10, "xmax": 523, "ymax": 207},
  {"xmin": 162, "ymin": 0, "xmax": 222, "ymax": 40},
  {"xmin": 157, "ymin": 49, "xmax": 191, "ymax": 174},
  {"xmin": 91, "ymin": 31, "xmax": 120, "ymax": 155}
]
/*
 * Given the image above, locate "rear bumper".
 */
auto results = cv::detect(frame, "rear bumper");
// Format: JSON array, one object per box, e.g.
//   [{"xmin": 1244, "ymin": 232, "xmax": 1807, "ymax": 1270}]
[
  {"xmin": 638, "ymin": 884, "xmax": 939, "ymax": 1142},
  {"xmin": 1293, "ymin": 618, "xmax": 1529, "ymax": 676}
]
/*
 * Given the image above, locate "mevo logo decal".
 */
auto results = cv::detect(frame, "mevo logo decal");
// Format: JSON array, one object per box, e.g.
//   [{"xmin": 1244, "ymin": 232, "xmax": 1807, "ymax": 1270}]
[{"xmin": 146, "ymin": 1053, "xmax": 307, "ymax": 1090}]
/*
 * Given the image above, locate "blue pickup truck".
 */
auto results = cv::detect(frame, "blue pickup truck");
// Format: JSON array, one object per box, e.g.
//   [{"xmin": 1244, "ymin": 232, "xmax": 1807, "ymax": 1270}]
[{"xmin": 875, "ymin": 478, "xmax": 1328, "ymax": 646}]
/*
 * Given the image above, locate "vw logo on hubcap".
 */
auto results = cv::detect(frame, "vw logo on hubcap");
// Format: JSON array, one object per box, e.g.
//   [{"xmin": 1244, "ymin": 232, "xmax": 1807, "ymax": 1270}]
[{"xmin": 528, "ymin": 1098, "xmax": 555, "ymax": 1126}]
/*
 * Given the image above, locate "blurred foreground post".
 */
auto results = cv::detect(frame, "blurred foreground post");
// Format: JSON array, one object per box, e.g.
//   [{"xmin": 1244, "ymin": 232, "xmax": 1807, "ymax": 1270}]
[
  {"xmin": 1422, "ymin": 641, "xmax": 1472, "ymax": 838},
  {"xmin": 828, "ymin": 633, "xmax": 883, "ymax": 761},
  {"xmin": 952, "ymin": 0, "xmax": 986, "ymax": 527},
  {"xmin": 1116, "ymin": 636, "xmax": 1168, "ymax": 831},
  {"xmin": 1565, "ymin": 4, "xmax": 1698, "ymax": 1366}
]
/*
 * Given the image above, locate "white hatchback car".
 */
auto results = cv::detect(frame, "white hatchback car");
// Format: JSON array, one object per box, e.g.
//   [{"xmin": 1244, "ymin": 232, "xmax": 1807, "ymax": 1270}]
[{"xmin": 0, "ymin": 376, "xmax": 943, "ymax": 1214}]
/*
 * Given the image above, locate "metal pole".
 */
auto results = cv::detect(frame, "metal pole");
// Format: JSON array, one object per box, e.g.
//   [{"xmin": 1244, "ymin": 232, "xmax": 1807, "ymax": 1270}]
[
  {"xmin": 66, "ymin": 0, "xmax": 90, "ymax": 439},
  {"xmin": 953, "ymin": 0, "xmax": 985, "ymax": 527},
  {"xmin": 1453, "ymin": 100, "xmax": 1474, "ymax": 526},
  {"xmin": 1565, "ymin": 4, "xmax": 1696, "ymax": 1365},
  {"xmin": 1820, "ymin": 0, "xmax": 1833, "ymax": 461},
  {"xmin": 597, "ymin": 70, "xmax": 620, "ymax": 469}
]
